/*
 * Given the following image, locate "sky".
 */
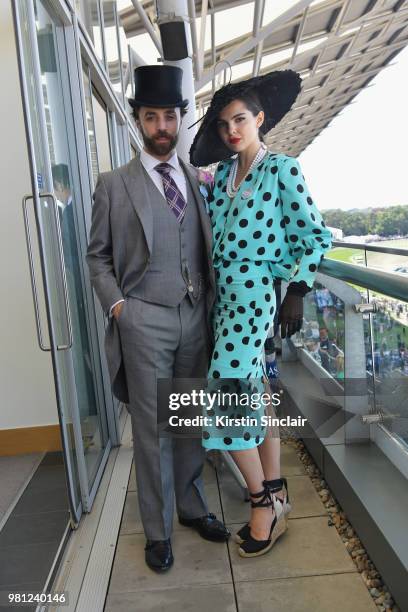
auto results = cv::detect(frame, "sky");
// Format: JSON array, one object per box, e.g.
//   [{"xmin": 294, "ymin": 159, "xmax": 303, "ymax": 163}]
[{"xmin": 299, "ymin": 45, "xmax": 408, "ymax": 212}]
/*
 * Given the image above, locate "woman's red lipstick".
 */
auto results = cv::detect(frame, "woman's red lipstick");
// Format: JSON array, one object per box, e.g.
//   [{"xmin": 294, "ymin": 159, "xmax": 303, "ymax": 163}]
[{"xmin": 229, "ymin": 137, "xmax": 241, "ymax": 144}]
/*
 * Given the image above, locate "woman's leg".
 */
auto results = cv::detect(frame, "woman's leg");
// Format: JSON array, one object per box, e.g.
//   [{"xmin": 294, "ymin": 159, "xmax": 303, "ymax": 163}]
[
  {"xmin": 257, "ymin": 436, "xmax": 285, "ymax": 503},
  {"xmin": 229, "ymin": 448, "xmax": 274, "ymax": 541},
  {"xmin": 205, "ymin": 264, "xmax": 280, "ymax": 540},
  {"xmin": 258, "ymin": 435, "xmax": 281, "ymax": 480},
  {"xmin": 256, "ymin": 383, "xmax": 286, "ymax": 501}
]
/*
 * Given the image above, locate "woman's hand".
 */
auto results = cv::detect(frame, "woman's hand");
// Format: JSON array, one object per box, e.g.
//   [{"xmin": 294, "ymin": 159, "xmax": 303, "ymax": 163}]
[{"xmin": 278, "ymin": 293, "xmax": 303, "ymax": 338}]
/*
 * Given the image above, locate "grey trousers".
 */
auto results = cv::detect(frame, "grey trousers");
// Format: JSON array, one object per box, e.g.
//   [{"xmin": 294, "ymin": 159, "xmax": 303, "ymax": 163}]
[{"xmin": 118, "ymin": 294, "xmax": 210, "ymax": 540}]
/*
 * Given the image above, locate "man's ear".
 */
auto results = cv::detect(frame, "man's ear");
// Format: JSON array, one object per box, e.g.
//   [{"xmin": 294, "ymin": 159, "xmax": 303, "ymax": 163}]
[{"xmin": 135, "ymin": 118, "xmax": 144, "ymax": 137}]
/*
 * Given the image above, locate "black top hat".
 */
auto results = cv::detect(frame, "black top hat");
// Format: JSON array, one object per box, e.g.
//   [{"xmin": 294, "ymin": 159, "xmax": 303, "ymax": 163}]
[
  {"xmin": 128, "ymin": 65, "xmax": 189, "ymax": 109},
  {"xmin": 189, "ymin": 70, "xmax": 301, "ymax": 167}
]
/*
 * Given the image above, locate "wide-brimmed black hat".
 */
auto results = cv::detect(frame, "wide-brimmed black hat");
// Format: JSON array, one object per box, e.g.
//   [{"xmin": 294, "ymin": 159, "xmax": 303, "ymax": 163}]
[
  {"xmin": 189, "ymin": 69, "xmax": 301, "ymax": 167},
  {"xmin": 128, "ymin": 65, "xmax": 189, "ymax": 109}
]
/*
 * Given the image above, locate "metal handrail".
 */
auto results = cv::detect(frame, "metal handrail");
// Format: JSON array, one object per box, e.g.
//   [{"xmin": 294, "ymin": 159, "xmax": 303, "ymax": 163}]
[
  {"xmin": 332, "ymin": 240, "xmax": 408, "ymax": 257},
  {"xmin": 319, "ymin": 258, "xmax": 408, "ymax": 303}
]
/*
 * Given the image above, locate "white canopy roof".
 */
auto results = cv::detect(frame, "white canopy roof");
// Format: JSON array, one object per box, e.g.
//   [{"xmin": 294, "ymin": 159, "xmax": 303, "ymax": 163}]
[{"xmin": 118, "ymin": 0, "xmax": 408, "ymax": 156}]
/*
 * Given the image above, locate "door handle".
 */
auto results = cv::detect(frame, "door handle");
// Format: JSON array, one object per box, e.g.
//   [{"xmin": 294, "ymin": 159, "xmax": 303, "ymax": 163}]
[
  {"xmin": 22, "ymin": 193, "xmax": 73, "ymax": 351},
  {"xmin": 41, "ymin": 192, "xmax": 73, "ymax": 350},
  {"xmin": 22, "ymin": 194, "xmax": 50, "ymax": 351}
]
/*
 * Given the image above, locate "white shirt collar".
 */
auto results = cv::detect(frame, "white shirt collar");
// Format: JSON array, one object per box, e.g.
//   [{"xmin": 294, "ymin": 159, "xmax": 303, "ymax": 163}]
[{"xmin": 140, "ymin": 148, "xmax": 181, "ymax": 174}]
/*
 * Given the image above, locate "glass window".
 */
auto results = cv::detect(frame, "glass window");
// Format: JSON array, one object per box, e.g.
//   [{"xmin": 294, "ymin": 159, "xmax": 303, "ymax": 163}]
[
  {"xmin": 117, "ymin": 7, "xmax": 131, "ymax": 100},
  {"xmin": 32, "ymin": 0, "xmax": 109, "ymax": 485},
  {"xmin": 92, "ymin": 88, "xmax": 113, "ymax": 174},
  {"xmin": 82, "ymin": 62, "xmax": 112, "ymax": 185},
  {"xmin": 368, "ymin": 292, "xmax": 408, "ymax": 448},
  {"xmin": 82, "ymin": 62, "xmax": 99, "ymax": 185},
  {"xmin": 76, "ymin": 0, "xmax": 104, "ymax": 62}
]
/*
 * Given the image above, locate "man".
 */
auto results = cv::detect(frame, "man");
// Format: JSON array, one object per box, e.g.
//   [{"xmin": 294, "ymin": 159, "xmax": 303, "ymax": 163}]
[
  {"xmin": 86, "ymin": 65, "xmax": 229, "ymax": 573},
  {"xmin": 52, "ymin": 164, "xmax": 96, "ymax": 427},
  {"xmin": 318, "ymin": 327, "xmax": 341, "ymax": 374}
]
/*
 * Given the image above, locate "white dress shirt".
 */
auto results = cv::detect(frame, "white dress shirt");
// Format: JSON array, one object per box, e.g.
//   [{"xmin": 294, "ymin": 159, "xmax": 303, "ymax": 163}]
[
  {"xmin": 140, "ymin": 148, "xmax": 187, "ymax": 201},
  {"xmin": 109, "ymin": 148, "xmax": 187, "ymax": 315}
]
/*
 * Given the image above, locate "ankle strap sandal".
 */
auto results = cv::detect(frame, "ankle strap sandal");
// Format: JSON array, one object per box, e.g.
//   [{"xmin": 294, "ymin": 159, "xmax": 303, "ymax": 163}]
[
  {"xmin": 235, "ymin": 480, "xmax": 291, "ymax": 545},
  {"xmin": 263, "ymin": 477, "xmax": 285, "ymax": 494},
  {"xmin": 249, "ymin": 487, "xmax": 274, "ymax": 509},
  {"xmin": 234, "ymin": 488, "xmax": 273, "ymax": 545},
  {"xmin": 263, "ymin": 477, "xmax": 292, "ymax": 520},
  {"xmin": 238, "ymin": 485, "xmax": 287, "ymax": 558}
]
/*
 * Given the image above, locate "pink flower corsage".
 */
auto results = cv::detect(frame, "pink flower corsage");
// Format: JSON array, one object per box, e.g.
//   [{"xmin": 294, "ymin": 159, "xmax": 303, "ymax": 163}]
[{"xmin": 197, "ymin": 169, "xmax": 214, "ymax": 211}]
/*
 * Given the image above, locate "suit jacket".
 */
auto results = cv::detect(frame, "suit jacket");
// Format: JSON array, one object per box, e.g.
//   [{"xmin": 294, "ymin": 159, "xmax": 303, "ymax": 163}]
[{"xmin": 86, "ymin": 154, "xmax": 216, "ymax": 404}]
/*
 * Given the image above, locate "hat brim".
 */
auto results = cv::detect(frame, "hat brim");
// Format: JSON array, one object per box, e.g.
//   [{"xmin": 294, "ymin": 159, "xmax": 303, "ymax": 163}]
[
  {"xmin": 128, "ymin": 97, "xmax": 189, "ymax": 109},
  {"xmin": 189, "ymin": 70, "xmax": 301, "ymax": 167}
]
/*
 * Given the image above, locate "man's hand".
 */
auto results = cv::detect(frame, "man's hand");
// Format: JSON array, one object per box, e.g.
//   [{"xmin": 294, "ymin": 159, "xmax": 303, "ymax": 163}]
[
  {"xmin": 278, "ymin": 294, "xmax": 304, "ymax": 339},
  {"xmin": 112, "ymin": 301, "xmax": 124, "ymax": 320}
]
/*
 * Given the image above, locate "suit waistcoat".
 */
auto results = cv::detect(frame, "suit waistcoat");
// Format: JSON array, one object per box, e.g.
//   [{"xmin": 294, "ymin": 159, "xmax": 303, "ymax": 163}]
[{"xmin": 128, "ymin": 168, "xmax": 206, "ymax": 306}]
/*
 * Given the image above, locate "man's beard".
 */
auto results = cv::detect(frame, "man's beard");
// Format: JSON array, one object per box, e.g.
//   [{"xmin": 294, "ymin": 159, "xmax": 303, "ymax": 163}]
[{"xmin": 141, "ymin": 128, "xmax": 178, "ymax": 156}]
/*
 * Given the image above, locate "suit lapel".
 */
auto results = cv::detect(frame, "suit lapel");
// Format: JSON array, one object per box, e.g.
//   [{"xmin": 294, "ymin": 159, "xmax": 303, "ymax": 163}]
[
  {"xmin": 180, "ymin": 159, "xmax": 216, "ymax": 300},
  {"xmin": 118, "ymin": 154, "xmax": 213, "ymax": 270},
  {"xmin": 119, "ymin": 155, "xmax": 153, "ymax": 255},
  {"xmin": 180, "ymin": 159, "xmax": 213, "ymax": 258}
]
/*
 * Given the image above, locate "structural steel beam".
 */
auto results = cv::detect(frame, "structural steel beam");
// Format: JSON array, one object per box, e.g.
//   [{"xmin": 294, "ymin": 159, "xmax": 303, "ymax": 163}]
[
  {"xmin": 194, "ymin": 0, "xmax": 315, "ymax": 91},
  {"xmin": 130, "ymin": 0, "xmax": 163, "ymax": 54}
]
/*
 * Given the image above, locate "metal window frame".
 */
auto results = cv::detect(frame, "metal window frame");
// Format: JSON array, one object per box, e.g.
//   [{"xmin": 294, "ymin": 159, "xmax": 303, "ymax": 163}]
[{"xmin": 114, "ymin": 1, "xmax": 126, "ymax": 105}]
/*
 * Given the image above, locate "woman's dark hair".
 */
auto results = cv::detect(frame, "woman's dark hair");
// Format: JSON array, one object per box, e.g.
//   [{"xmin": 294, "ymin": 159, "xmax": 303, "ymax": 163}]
[
  {"xmin": 219, "ymin": 90, "xmax": 266, "ymax": 142},
  {"xmin": 237, "ymin": 90, "xmax": 263, "ymax": 117}
]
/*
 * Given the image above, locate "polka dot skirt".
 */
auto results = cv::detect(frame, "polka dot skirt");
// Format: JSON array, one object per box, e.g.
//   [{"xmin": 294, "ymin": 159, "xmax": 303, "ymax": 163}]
[{"xmin": 202, "ymin": 262, "xmax": 275, "ymax": 450}]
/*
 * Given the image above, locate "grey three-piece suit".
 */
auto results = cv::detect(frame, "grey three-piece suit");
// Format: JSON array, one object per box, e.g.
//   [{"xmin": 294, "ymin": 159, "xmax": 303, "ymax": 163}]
[{"xmin": 86, "ymin": 154, "xmax": 216, "ymax": 539}]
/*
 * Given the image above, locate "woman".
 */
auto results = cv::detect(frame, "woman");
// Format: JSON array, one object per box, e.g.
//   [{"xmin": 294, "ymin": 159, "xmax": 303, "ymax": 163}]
[{"xmin": 189, "ymin": 70, "xmax": 332, "ymax": 558}]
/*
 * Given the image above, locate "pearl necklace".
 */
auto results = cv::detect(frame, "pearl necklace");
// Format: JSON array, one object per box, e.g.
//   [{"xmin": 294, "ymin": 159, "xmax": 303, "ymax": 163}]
[{"xmin": 226, "ymin": 143, "xmax": 268, "ymax": 199}]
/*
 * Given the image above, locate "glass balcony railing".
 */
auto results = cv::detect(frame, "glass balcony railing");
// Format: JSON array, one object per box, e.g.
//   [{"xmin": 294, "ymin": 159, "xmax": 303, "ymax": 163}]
[
  {"xmin": 301, "ymin": 284, "xmax": 345, "ymax": 383},
  {"xmin": 303, "ymin": 244, "xmax": 408, "ymax": 458}
]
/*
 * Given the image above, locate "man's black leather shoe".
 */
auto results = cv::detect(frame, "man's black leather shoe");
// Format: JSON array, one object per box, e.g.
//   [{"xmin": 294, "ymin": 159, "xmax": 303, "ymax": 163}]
[
  {"xmin": 178, "ymin": 513, "xmax": 230, "ymax": 542},
  {"xmin": 145, "ymin": 539, "xmax": 174, "ymax": 572}
]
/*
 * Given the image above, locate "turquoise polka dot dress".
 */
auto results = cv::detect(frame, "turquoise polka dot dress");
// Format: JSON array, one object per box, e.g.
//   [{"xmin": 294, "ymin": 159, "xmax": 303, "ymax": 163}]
[{"xmin": 202, "ymin": 151, "xmax": 332, "ymax": 451}]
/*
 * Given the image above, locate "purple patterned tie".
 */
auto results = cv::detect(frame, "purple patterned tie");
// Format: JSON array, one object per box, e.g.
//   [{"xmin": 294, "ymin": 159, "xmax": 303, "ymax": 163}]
[{"xmin": 155, "ymin": 163, "xmax": 187, "ymax": 223}]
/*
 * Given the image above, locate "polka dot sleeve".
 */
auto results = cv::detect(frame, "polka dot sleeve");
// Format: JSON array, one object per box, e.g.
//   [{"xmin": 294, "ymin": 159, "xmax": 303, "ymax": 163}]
[{"xmin": 278, "ymin": 156, "xmax": 332, "ymax": 288}]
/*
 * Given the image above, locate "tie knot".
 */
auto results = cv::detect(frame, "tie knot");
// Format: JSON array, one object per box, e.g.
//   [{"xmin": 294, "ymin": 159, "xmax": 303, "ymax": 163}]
[{"xmin": 155, "ymin": 163, "xmax": 171, "ymax": 176}]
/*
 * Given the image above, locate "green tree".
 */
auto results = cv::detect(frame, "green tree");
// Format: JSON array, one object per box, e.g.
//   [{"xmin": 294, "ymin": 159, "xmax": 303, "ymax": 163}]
[{"xmin": 322, "ymin": 204, "xmax": 408, "ymax": 237}]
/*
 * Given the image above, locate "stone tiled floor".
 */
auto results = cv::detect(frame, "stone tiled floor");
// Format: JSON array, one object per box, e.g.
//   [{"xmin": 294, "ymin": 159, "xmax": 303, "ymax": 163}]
[{"xmin": 105, "ymin": 445, "xmax": 377, "ymax": 612}]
